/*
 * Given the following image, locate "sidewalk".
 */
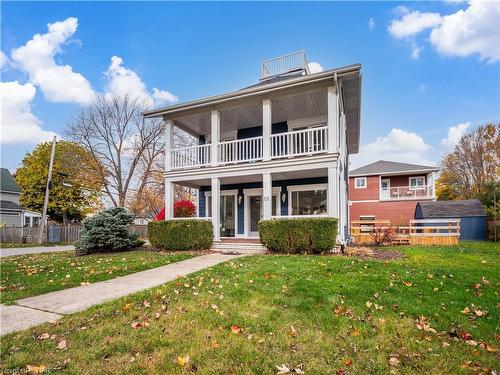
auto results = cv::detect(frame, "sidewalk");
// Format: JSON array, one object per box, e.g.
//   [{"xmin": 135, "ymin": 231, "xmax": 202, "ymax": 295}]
[
  {"xmin": 0, "ymin": 245, "xmax": 75, "ymax": 258},
  {"xmin": 0, "ymin": 253, "xmax": 242, "ymax": 335}
]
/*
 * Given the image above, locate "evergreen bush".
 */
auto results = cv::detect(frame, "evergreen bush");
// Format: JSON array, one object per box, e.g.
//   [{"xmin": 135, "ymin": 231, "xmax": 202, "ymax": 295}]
[{"xmin": 148, "ymin": 219, "xmax": 213, "ymax": 251}]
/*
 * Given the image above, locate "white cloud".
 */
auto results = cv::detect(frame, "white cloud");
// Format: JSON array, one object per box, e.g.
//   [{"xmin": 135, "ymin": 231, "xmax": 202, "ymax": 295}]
[
  {"xmin": 441, "ymin": 122, "xmax": 470, "ymax": 148},
  {"xmin": 10, "ymin": 17, "xmax": 95, "ymax": 104},
  {"xmin": 350, "ymin": 128, "xmax": 435, "ymax": 169},
  {"xmin": 418, "ymin": 83, "xmax": 427, "ymax": 93},
  {"xmin": 389, "ymin": 1, "xmax": 500, "ymax": 63},
  {"xmin": 308, "ymin": 62, "xmax": 324, "ymax": 74},
  {"xmin": 0, "ymin": 81, "xmax": 58, "ymax": 144},
  {"xmin": 104, "ymin": 56, "xmax": 178, "ymax": 107},
  {"xmin": 368, "ymin": 17, "xmax": 376, "ymax": 31},
  {"xmin": 388, "ymin": 10, "xmax": 442, "ymax": 39},
  {"xmin": 0, "ymin": 51, "xmax": 10, "ymax": 70},
  {"xmin": 430, "ymin": 1, "xmax": 500, "ymax": 63}
]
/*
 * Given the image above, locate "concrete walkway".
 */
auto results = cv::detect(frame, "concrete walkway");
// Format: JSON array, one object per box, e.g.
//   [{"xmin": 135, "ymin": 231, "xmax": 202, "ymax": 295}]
[
  {"xmin": 0, "ymin": 245, "xmax": 75, "ymax": 258},
  {"xmin": 0, "ymin": 253, "xmax": 242, "ymax": 335}
]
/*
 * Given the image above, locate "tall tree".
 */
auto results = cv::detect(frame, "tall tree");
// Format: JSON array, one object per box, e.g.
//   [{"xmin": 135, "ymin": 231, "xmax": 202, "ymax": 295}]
[
  {"xmin": 15, "ymin": 141, "xmax": 104, "ymax": 223},
  {"xmin": 437, "ymin": 123, "xmax": 499, "ymax": 200},
  {"xmin": 66, "ymin": 95, "xmax": 165, "ymax": 207}
]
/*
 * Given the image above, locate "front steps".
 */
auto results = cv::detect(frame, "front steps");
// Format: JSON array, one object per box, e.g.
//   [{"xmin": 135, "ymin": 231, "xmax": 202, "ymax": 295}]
[{"xmin": 211, "ymin": 238, "xmax": 267, "ymax": 254}]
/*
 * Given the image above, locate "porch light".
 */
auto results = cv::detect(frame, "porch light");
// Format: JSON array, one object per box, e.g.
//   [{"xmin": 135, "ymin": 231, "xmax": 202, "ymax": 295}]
[
  {"xmin": 281, "ymin": 193, "xmax": 286, "ymax": 203},
  {"xmin": 238, "ymin": 195, "xmax": 243, "ymax": 205}
]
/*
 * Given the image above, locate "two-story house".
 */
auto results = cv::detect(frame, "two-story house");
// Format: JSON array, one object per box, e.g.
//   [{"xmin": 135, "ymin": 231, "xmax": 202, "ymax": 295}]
[
  {"xmin": 143, "ymin": 52, "xmax": 362, "ymax": 247},
  {"xmin": 0, "ymin": 168, "xmax": 41, "ymax": 227},
  {"xmin": 349, "ymin": 160, "xmax": 439, "ymax": 226}
]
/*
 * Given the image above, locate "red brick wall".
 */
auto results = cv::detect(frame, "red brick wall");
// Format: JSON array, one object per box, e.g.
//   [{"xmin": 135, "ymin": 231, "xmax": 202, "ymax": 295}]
[
  {"xmin": 349, "ymin": 200, "xmax": 419, "ymax": 226},
  {"xmin": 349, "ymin": 176, "xmax": 380, "ymax": 200}
]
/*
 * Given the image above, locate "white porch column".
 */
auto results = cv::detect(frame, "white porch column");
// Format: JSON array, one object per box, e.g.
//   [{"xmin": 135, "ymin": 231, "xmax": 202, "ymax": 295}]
[
  {"xmin": 165, "ymin": 119, "xmax": 174, "ymax": 171},
  {"xmin": 262, "ymin": 172, "xmax": 272, "ymax": 219},
  {"xmin": 262, "ymin": 99, "xmax": 272, "ymax": 161},
  {"xmin": 327, "ymin": 166, "xmax": 339, "ymax": 219},
  {"xmin": 211, "ymin": 177, "xmax": 220, "ymax": 241},
  {"xmin": 211, "ymin": 110, "xmax": 220, "ymax": 167},
  {"xmin": 165, "ymin": 179, "xmax": 174, "ymax": 219},
  {"xmin": 327, "ymin": 85, "xmax": 339, "ymax": 153}
]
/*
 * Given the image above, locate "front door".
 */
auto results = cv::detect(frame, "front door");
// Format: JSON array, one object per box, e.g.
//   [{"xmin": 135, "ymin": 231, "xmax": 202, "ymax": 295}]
[
  {"xmin": 249, "ymin": 196, "xmax": 262, "ymax": 237},
  {"xmin": 381, "ymin": 179, "xmax": 390, "ymax": 199},
  {"xmin": 220, "ymin": 195, "xmax": 236, "ymax": 237}
]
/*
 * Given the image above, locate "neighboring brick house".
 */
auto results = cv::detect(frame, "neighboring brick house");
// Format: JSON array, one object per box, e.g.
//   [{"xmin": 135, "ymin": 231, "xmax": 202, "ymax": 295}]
[{"xmin": 349, "ymin": 160, "xmax": 439, "ymax": 226}]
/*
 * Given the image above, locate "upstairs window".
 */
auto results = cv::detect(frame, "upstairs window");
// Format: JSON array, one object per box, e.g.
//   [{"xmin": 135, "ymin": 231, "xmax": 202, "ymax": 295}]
[
  {"xmin": 355, "ymin": 177, "xmax": 367, "ymax": 189},
  {"xmin": 409, "ymin": 176, "xmax": 425, "ymax": 190}
]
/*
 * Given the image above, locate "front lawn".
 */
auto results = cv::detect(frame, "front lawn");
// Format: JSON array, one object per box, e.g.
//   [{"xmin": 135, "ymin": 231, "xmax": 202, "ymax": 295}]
[
  {"xmin": 0, "ymin": 243, "xmax": 71, "ymax": 249},
  {"xmin": 1, "ymin": 242, "xmax": 498, "ymax": 374},
  {"xmin": 0, "ymin": 250, "xmax": 197, "ymax": 303}
]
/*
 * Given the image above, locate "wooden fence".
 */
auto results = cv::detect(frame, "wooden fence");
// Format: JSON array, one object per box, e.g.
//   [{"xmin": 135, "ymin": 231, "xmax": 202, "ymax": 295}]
[
  {"xmin": 0, "ymin": 224, "xmax": 149, "ymax": 244},
  {"xmin": 350, "ymin": 219, "xmax": 461, "ymax": 246}
]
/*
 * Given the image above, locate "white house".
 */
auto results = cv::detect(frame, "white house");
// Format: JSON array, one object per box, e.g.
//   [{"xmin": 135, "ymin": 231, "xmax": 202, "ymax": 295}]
[{"xmin": 143, "ymin": 52, "xmax": 362, "ymax": 247}]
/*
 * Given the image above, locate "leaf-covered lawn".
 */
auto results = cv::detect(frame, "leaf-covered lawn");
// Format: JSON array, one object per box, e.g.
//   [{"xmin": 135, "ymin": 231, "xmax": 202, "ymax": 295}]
[
  {"xmin": 1, "ymin": 242, "xmax": 498, "ymax": 374},
  {"xmin": 0, "ymin": 250, "xmax": 197, "ymax": 303}
]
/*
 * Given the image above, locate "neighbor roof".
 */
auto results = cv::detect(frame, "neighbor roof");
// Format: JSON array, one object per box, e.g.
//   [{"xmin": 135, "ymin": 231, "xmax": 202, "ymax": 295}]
[
  {"xmin": 350, "ymin": 160, "xmax": 439, "ymax": 177},
  {"xmin": 0, "ymin": 168, "xmax": 21, "ymax": 193},
  {"xmin": 0, "ymin": 200, "xmax": 22, "ymax": 210},
  {"xmin": 416, "ymin": 200, "xmax": 486, "ymax": 218}
]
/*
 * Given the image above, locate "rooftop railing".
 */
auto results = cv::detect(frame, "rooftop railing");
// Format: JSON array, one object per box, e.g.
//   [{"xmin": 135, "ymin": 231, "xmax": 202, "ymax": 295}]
[{"xmin": 261, "ymin": 51, "xmax": 309, "ymax": 80}]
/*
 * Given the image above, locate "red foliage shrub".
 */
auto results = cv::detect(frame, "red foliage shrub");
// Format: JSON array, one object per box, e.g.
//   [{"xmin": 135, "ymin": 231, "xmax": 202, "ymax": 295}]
[
  {"xmin": 155, "ymin": 208, "xmax": 165, "ymax": 221},
  {"xmin": 174, "ymin": 200, "xmax": 196, "ymax": 217}
]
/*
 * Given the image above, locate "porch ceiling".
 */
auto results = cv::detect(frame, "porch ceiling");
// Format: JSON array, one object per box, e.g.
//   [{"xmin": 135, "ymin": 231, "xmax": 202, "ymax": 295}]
[{"xmin": 172, "ymin": 88, "xmax": 327, "ymax": 137}]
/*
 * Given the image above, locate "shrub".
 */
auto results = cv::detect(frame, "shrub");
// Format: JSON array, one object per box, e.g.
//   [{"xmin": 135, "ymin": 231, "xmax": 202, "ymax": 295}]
[
  {"xmin": 155, "ymin": 208, "xmax": 165, "ymax": 221},
  {"xmin": 259, "ymin": 217, "xmax": 338, "ymax": 254},
  {"xmin": 75, "ymin": 207, "xmax": 143, "ymax": 256},
  {"xmin": 370, "ymin": 225, "xmax": 397, "ymax": 246},
  {"xmin": 174, "ymin": 200, "xmax": 196, "ymax": 217},
  {"xmin": 148, "ymin": 219, "xmax": 213, "ymax": 251}
]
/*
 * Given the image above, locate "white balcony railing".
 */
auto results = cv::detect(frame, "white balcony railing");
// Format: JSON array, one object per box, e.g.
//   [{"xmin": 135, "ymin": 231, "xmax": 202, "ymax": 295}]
[
  {"xmin": 380, "ymin": 185, "xmax": 434, "ymax": 200},
  {"xmin": 271, "ymin": 126, "xmax": 328, "ymax": 158},
  {"xmin": 261, "ymin": 51, "xmax": 309, "ymax": 80},
  {"xmin": 170, "ymin": 127, "xmax": 329, "ymax": 170},
  {"xmin": 171, "ymin": 144, "xmax": 211, "ymax": 170},
  {"xmin": 218, "ymin": 136, "xmax": 263, "ymax": 165}
]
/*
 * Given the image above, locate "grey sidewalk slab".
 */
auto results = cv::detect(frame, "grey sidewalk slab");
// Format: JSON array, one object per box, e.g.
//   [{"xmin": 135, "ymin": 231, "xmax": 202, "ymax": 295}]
[
  {"xmin": 0, "ymin": 245, "xmax": 74, "ymax": 258},
  {"xmin": 0, "ymin": 305, "xmax": 61, "ymax": 336},
  {"xmin": 1, "ymin": 253, "xmax": 241, "ymax": 335}
]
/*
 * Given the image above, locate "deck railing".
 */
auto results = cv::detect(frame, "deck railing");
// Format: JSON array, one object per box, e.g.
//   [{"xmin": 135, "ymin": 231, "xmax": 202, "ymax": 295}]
[
  {"xmin": 381, "ymin": 185, "xmax": 434, "ymax": 200},
  {"xmin": 271, "ymin": 126, "xmax": 328, "ymax": 158},
  {"xmin": 170, "ymin": 127, "xmax": 329, "ymax": 170},
  {"xmin": 218, "ymin": 136, "xmax": 263, "ymax": 165},
  {"xmin": 171, "ymin": 144, "xmax": 211, "ymax": 170},
  {"xmin": 261, "ymin": 51, "xmax": 309, "ymax": 80}
]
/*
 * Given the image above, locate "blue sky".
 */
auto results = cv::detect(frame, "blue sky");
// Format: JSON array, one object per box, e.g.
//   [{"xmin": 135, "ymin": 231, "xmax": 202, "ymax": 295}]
[{"xmin": 1, "ymin": 1, "xmax": 499, "ymax": 171}]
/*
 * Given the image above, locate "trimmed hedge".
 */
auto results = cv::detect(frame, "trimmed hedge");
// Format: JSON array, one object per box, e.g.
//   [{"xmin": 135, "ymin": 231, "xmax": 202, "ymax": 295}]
[
  {"xmin": 148, "ymin": 219, "xmax": 213, "ymax": 251},
  {"xmin": 259, "ymin": 217, "xmax": 338, "ymax": 254}
]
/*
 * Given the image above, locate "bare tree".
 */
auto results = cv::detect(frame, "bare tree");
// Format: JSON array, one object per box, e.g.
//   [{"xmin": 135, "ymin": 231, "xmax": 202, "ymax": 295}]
[
  {"xmin": 67, "ymin": 95, "xmax": 164, "ymax": 207},
  {"xmin": 437, "ymin": 123, "xmax": 499, "ymax": 200}
]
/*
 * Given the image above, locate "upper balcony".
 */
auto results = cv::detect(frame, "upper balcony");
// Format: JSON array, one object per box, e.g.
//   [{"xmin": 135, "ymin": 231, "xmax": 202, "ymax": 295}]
[{"xmin": 380, "ymin": 185, "xmax": 435, "ymax": 200}]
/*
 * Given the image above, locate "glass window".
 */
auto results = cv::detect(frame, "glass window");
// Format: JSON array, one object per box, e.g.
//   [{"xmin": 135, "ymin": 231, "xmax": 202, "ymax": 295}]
[
  {"xmin": 24, "ymin": 216, "xmax": 31, "ymax": 227},
  {"xmin": 291, "ymin": 189, "xmax": 327, "ymax": 215},
  {"xmin": 355, "ymin": 177, "xmax": 367, "ymax": 188},
  {"xmin": 409, "ymin": 176, "xmax": 425, "ymax": 189}
]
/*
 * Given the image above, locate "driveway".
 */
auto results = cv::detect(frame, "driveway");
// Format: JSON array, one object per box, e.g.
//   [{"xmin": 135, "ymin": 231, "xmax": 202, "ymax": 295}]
[
  {"xmin": 0, "ymin": 252, "xmax": 242, "ymax": 335},
  {"xmin": 0, "ymin": 245, "xmax": 74, "ymax": 258}
]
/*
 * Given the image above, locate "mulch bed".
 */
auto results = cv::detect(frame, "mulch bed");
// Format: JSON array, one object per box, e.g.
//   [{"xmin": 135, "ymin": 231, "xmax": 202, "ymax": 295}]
[{"xmin": 343, "ymin": 246, "xmax": 404, "ymax": 260}]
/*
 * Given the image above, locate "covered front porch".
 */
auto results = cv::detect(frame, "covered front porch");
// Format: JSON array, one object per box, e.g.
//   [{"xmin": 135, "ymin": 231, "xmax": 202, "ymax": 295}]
[{"xmin": 165, "ymin": 165, "xmax": 346, "ymax": 242}]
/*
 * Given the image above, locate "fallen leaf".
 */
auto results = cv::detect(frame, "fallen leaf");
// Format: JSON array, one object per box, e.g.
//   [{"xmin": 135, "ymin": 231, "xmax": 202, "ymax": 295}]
[
  {"xmin": 276, "ymin": 364, "xmax": 290, "ymax": 374},
  {"xmin": 461, "ymin": 307, "xmax": 470, "ymax": 314},
  {"xmin": 26, "ymin": 364, "xmax": 47, "ymax": 374},
  {"xmin": 131, "ymin": 322, "xmax": 142, "ymax": 329},
  {"xmin": 389, "ymin": 357, "xmax": 400, "ymax": 367},
  {"xmin": 351, "ymin": 329, "xmax": 361, "ymax": 337},
  {"xmin": 37, "ymin": 333, "xmax": 50, "ymax": 340},
  {"xmin": 143, "ymin": 300, "xmax": 151, "ymax": 308},
  {"xmin": 344, "ymin": 359, "xmax": 353, "ymax": 366},
  {"xmin": 404, "ymin": 281, "xmax": 413, "ymax": 287},
  {"xmin": 466, "ymin": 340, "xmax": 478, "ymax": 346},
  {"xmin": 176, "ymin": 355, "xmax": 190, "ymax": 367},
  {"xmin": 474, "ymin": 309, "xmax": 486, "ymax": 317},
  {"xmin": 290, "ymin": 325, "xmax": 297, "ymax": 337},
  {"xmin": 122, "ymin": 303, "xmax": 133, "ymax": 312},
  {"xmin": 56, "ymin": 340, "xmax": 67, "ymax": 350},
  {"xmin": 231, "ymin": 325, "xmax": 241, "ymax": 334}
]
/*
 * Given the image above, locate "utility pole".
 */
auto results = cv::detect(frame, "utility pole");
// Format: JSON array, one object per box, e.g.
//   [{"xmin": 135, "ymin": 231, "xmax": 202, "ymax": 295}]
[{"xmin": 38, "ymin": 136, "xmax": 57, "ymax": 244}]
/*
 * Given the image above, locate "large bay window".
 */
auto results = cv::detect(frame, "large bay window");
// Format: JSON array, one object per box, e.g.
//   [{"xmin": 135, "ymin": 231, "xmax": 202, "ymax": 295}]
[{"xmin": 288, "ymin": 184, "xmax": 327, "ymax": 216}]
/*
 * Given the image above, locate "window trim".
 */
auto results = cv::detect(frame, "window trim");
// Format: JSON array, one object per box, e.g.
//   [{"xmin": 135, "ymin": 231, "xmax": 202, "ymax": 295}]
[
  {"xmin": 354, "ymin": 177, "xmax": 367, "ymax": 189},
  {"xmin": 408, "ymin": 176, "xmax": 425, "ymax": 190},
  {"xmin": 287, "ymin": 116, "xmax": 327, "ymax": 132},
  {"xmin": 287, "ymin": 183, "xmax": 328, "ymax": 217}
]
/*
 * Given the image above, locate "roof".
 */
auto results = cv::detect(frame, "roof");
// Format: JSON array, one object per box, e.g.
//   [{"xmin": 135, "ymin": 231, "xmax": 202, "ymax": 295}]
[
  {"xmin": 416, "ymin": 199, "xmax": 486, "ymax": 218},
  {"xmin": 0, "ymin": 200, "xmax": 22, "ymax": 210},
  {"xmin": 142, "ymin": 64, "xmax": 362, "ymax": 154},
  {"xmin": 0, "ymin": 168, "xmax": 21, "ymax": 193},
  {"xmin": 350, "ymin": 160, "xmax": 439, "ymax": 177}
]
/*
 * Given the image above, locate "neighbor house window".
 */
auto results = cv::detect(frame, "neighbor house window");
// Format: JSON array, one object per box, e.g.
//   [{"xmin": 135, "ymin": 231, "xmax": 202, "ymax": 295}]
[
  {"xmin": 24, "ymin": 217, "xmax": 31, "ymax": 227},
  {"xmin": 289, "ymin": 185, "xmax": 327, "ymax": 216},
  {"xmin": 355, "ymin": 177, "xmax": 367, "ymax": 189},
  {"xmin": 409, "ymin": 176, "xmax": 425, "ymax": 190},
  {"xmin": 359, "ymin": 215, "xmax": 375, "ymax": 232}
]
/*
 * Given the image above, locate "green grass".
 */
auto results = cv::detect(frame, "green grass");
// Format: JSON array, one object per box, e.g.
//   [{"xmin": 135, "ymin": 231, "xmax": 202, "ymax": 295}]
[
  {"xmin": 1, "ymin": 242, "xmax": 498, "ymax": 374},
  {"xmin": 0, "ymin": 250, "xmax": 197, "ymax": 303}
]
